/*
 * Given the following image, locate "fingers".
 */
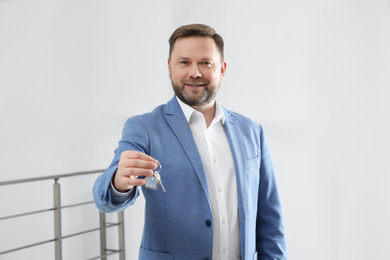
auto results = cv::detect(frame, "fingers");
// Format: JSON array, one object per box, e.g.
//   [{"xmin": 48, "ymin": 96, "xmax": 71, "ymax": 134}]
[
  {"xmin": 119, "ymin": 159, "xmax": 157, "ymax": 173},
  {"xmin": 129, "ymin": 177, "xmax": 148, "ymax": 187},
  {"xmin": 122, "ymin": 151, "xmax": 159, "ymax": 166},
  {"xmin": 114, "ymin": 173, "xmax": 147, "ymax": 192},
  {"xmin": 113, "ymin": 151, "xmax": 159, "ymax": 192}
]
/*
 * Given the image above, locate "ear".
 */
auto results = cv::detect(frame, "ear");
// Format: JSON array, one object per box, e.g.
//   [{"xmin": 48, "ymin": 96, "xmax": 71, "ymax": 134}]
[
  {"xmin": 220, "ymin": 60, "xmax": 227, "ymax": 81},
  {"xmin": 168, "ymin": 58, "xmax": 172, "ymax": 78}
]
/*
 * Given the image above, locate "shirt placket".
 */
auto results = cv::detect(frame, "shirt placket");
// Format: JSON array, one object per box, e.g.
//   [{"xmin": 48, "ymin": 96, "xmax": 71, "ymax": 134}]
[{"xmin": 191, "ymin": 114, "xmax": 222, "ymax": 259}]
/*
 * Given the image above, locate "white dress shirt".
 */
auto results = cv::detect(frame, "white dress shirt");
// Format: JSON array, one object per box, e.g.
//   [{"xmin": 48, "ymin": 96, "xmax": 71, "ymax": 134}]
[{"xmin": 177, "ymin": 97, "xmax": 241, "ymax": 260}]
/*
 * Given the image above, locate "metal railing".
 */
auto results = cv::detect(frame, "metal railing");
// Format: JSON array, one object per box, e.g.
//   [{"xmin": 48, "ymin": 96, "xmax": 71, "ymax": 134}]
[{"xmin": 0, "ymin": 169, "xmax": 125, "ymax": 260}]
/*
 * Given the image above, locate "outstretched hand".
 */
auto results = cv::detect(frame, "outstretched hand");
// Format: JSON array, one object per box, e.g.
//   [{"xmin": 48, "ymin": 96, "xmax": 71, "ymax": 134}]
[{"xmin": 113, "ymin": 151, "xmax": 159, "ymax": 192}]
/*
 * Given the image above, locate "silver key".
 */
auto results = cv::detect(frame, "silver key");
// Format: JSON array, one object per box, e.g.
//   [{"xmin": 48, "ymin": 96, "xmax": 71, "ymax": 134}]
[{"xmin": 154, "ymin": 172, "xmax": 166, "ymax": 192}]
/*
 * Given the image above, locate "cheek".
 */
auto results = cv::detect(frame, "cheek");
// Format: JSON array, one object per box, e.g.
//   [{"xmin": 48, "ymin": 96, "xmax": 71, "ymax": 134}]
[
  {"xmin": 200, "ymin": 69, "xmax": 213, "ymax": 79},
  {"xmin": 171, "ymin": 68, "xmax": 187, "ymax": 80},
  {"xmin": 207, "ymin": 71, "xmax": 221, "ymax": 82}
]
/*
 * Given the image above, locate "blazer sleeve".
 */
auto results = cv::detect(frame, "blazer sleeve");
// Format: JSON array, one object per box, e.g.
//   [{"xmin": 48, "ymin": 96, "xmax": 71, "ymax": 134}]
[
  {"xmin": 93, "ymin": 116, "xmax": 150, "ymax": 213},
  {"xmin": 256, "ymin": 125, "xmax": 287, "ymax": 259}
]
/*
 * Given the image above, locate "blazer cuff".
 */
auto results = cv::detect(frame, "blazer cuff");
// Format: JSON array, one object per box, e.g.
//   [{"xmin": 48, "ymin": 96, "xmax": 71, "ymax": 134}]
[{"xmin": 110, "ymin": 180, "xmax": 135, "ymax": 205}]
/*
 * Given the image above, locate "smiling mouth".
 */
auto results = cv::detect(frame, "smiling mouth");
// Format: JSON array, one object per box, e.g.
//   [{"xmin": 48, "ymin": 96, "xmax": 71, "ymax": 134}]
[{"xmin": 185, "ymin": 83, "xmax": 206, "ymax": 87}]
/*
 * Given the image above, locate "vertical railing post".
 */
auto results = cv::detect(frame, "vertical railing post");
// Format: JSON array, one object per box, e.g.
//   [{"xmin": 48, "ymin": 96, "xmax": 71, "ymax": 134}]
[
  {"xmin": 118, "ymin": 211, "xmax": 125, "ymax": 260},
  {"xmin": 53, "ymin": 178, "xmax": 62, "ymax": 260},
  {"xmin": 99, "ymin": 212, "xmax": 107, "ymax": 260}
]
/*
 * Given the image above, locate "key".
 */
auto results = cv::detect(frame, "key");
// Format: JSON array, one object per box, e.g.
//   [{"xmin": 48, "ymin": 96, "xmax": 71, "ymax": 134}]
[{"xmin": 154, "ymin": 171, "xmax": 166, "ymax": 192}]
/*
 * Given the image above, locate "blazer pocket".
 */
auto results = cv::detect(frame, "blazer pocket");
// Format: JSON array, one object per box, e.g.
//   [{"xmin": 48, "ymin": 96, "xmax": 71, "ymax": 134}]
[
  {"xmin": 245, "ymin": 155, "xmax": 260, "ymax": 169},
  {"xmin": 139, "ymin": 247, "xmax": 173, "ymax": 260}
]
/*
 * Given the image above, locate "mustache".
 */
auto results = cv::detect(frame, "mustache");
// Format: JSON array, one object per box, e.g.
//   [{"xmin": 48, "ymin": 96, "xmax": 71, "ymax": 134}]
[{"xmin": 183, "ymin": 79, "xmax": 209, "ymax": 85}]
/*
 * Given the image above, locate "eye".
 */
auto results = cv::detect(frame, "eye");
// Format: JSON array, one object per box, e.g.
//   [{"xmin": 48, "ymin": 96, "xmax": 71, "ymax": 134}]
[
  {"xmin": 179, "ymin": 61, "xmax": 189, "ymax": 65},
  {"xmin": 202, "ymin": 61, "xmax": 212, "ymax": 66}
]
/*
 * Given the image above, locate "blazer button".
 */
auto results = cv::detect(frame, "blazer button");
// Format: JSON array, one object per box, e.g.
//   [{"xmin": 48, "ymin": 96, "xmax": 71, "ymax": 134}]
[{"xmin": 205, "ymin": 219, "xmax": 211, "ymax": 227}]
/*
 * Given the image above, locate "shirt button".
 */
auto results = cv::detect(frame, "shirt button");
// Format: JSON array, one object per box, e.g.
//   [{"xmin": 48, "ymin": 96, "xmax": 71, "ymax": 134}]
[
  {"xmin": 205, "ymin": 219, "xmax": 212, "ymax": 227},
  {"xmin": 217, "ymin": 187, "xmax": 222, "ymax": 192},
  {"xmin": 221, "ymin": 218, "xmax": 226, "ymax": 224},
  {"xmin": 213, "ymin": 158, "xmax": 217, "ymax": 163},
  {"xmin": 222, "ymin": 249, "xmax": 226, "ymax": 254}
]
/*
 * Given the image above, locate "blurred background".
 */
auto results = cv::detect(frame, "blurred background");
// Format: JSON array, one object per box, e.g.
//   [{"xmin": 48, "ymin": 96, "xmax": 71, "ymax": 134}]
[{"xmin": 0, "ymin": 0, "xmax": 389, "ymax": 259}]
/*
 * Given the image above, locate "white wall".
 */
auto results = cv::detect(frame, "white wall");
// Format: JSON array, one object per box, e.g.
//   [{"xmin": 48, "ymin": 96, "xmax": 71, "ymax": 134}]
[{"xmin": 1, "ymin": 0, "xmax": 389, "ymax": 259}]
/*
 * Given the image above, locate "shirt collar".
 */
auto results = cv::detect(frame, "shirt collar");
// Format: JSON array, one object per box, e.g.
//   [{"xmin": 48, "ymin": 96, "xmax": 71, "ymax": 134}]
[{"xmin": 176, "ymin": 96, "xmax": 226, "ymax": 125}]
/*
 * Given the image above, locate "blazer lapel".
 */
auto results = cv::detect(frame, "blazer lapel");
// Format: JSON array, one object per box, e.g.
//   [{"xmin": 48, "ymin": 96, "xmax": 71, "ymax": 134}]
[
  {"xmin": 223, "ymin": 108, "xmax": 246, "ymax": 254},
  {"xmin": 164, "ymin": 97, "xmax": 211, "ymax": 208}
]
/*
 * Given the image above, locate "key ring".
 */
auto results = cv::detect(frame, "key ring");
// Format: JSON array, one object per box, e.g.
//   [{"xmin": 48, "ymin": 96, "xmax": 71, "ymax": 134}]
[{"xmin": 154, "ymin": 164, "xmax": 162, "ymax": 173}]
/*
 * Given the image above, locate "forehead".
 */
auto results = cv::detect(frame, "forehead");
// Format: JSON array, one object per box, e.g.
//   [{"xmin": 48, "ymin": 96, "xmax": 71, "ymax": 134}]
[{"xmin": 171, "ymin": 36, "xmax": 220, "ymax": 60}]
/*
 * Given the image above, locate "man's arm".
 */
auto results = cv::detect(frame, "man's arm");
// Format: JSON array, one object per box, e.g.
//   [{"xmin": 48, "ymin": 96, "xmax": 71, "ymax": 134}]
[{"xmin": 92, "ymin": 117, "xmax": 157, "ymax": 213}]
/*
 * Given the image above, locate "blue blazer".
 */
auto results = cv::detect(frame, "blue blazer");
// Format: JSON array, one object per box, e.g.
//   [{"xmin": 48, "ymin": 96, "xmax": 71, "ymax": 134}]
[{"xmin": 93, "ymin": 96, "xmax": 287, "ymax": 260}]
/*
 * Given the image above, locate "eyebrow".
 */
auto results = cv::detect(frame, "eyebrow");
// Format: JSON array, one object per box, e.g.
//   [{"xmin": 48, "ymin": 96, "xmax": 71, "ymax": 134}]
[{"xmin": 176, "ymin": 57, "xmax": 213, "ymax": 61}]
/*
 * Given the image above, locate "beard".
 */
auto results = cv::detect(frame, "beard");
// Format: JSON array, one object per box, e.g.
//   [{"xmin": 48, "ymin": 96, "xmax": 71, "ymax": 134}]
[{"xmin": 171, "ymin": 78, "xmax": 219, "ymax": 107}]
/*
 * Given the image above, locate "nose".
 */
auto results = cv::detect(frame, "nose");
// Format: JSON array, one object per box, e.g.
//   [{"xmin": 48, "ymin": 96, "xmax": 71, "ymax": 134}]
[{"xmin": 188, "ymin": 64, "xmax": 202, "ymax": 78}]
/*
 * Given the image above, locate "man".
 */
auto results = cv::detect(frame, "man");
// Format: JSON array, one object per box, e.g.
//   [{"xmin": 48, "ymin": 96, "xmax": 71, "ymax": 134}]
[{"xmin": 93, "ymin": 24, "xmax": 287, "ymax": 260}]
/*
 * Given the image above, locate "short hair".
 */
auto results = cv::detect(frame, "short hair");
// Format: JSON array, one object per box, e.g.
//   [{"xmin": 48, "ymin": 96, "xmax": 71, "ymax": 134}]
[{"xmin": 168, "ymin": 24, "xmax": 224, "ymax": 60}]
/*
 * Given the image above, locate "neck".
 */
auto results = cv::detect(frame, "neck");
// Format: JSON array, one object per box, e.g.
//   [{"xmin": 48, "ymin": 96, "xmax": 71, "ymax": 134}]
[{"xmin": 192, "ymin": 100, "xmax": 215, "ymax": 128}]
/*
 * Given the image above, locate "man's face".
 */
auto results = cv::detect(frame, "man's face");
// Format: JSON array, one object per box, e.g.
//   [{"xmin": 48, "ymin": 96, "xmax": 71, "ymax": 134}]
[{"xmin": 168, "ymin": 36, "xmax": 227, "ymax": 107}]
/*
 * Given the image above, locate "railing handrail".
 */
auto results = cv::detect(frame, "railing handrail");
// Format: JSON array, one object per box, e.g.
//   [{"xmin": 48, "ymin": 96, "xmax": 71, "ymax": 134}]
[
  {"xmin": 0, "ymin": 168, "xmax": 125, "ymax": 260},
  {"xmin": 0, "ymin": 169, "xmax": 106, "ymax": 186}
]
